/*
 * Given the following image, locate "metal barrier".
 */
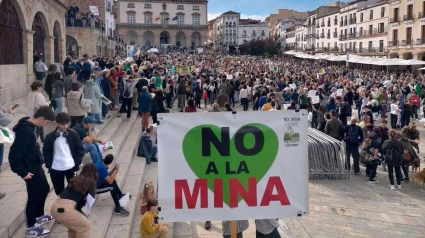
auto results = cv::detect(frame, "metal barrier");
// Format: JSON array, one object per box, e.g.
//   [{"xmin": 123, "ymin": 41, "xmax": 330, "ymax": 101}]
[{"xmin": 308, "ymin": 128, "xmax": 350, "ymax": 180}]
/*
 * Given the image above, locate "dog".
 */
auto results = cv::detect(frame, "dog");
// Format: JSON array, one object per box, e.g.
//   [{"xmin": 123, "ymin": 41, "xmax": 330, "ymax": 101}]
[
  {"xmin": 410, "ymin": 158, "xmax": 421, "ymax": 174},
  {"xmin": 411, "ymin": 168, "xmax": 425, "ymax": 190}
]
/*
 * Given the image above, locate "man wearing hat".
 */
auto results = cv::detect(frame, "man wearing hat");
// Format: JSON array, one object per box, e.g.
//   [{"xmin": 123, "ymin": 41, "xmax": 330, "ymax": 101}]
[{"xmin": 72, "ymin": 117, "xmax": 106, "ymax": 164}]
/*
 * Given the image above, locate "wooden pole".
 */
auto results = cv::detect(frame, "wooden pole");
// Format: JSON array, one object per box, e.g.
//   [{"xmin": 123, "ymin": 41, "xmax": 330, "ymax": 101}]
[{"xmin": 230, "ymin": 220, "xmax": 237, "ymax": 238}]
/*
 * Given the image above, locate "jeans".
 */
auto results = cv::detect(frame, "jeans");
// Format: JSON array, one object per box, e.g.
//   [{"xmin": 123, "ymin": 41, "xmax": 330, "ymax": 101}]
[
  {"xmin": 229, "ymin": 92, "xmax": 235, "ymax": 107},
  {"xmin": 166, "ymin": 94, "xmax": 173, "ymax": 108},
  {"xmin": 171, "ymin": 94, "xmax": 185, "ymax": 111},
  {"xmin": 152, "ymin": 145, "xmax": 158, "ymax": 160},
  {"xmin": 49, "ymin": 168, "xmax": 75, "ymax": 195},
  {"xmin": 365, "ymin": 160, "xmax": 378, "ymax": 181},
  {"xmin": 97, "ymin": 180, "xmax": 124, "ymax": 209},
  {"xmin": 401, "ymin": 160, "xmax": 409, "ymax": 180},
  {"xmin": 412, "ymin": 106, "xmax": 418, "ymax": 119},
  {"xmin": 26, "ymin": 169, "xmax": 50, "ymax": 227},
  {"xmin": 84, "ymin": 143, "xmax": 103, "ymax": 164},
  {"xmin": 119, "ymin": 97, "xmax": 133, "ymax": 118},
  {"xmin": 0, "ymin": 143, "xmax": 3, "ymax": 170},
  {"xmin": 35, "ymin": 126, "xmax": 45, "ymax": 143},
  {"xmin": 53, "ymin": 97, "xmax": 63, "ymax": 115},
  {"xmin": 388, "ymin": 165, "xmax": 402, "ymax": 185},
  {"xmin": 403, "ymin": 111, "xmax": 411, "ymax": 127},
  {"xmin": 241, "ymin": 98, "xmax": 248, "ymax": 111},
  {"xmin": 102, "ymin": 102, "xmax": 110, "ymax": 118},
  {"xmin": 390, "ymin": 114, "xmax": 398, "ymax": 129},
  {"xmin": 70, "ymin": 115, "xmax": 85, "ymax": 128},
  {"xmin": 35, "ymin": 72, "xmax": 45, "ymax": 81},
  {"xmin": 346, "ymin": 144, "xmax": 360, "ymax": 173}
]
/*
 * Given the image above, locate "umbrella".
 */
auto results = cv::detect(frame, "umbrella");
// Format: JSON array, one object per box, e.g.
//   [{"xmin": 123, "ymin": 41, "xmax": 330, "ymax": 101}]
[{"xmin": 403, "ymin": 59, "xmax": 425, "ymax": 65}]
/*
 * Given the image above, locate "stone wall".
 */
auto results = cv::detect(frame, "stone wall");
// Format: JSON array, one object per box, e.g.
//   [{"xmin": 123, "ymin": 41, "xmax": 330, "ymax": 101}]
[{"xmin": 0, "ymin": 65, "xmax": 31, "ymax": 105}]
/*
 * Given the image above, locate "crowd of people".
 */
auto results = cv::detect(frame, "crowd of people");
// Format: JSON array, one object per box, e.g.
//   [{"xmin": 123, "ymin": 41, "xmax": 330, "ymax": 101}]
[{"xmin": 1, "ymin": 50, "xmax": 424, "ymax": 238}]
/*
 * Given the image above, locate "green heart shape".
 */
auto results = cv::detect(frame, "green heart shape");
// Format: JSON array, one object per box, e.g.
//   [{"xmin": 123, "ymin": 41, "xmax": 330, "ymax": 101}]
[{"xmin": 182, "ymin": 123, "xmax": 279, "ymax": 207}]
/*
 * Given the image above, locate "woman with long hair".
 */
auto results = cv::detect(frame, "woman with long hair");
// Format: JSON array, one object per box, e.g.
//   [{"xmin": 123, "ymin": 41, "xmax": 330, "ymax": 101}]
[
  {"xmin": 381, "ymin": 130, "xmax": 404, "ymax": 190},
  {"xmin": 66, "ymin": 81, "xmax": 90, "ymax": 127},
  {"xmin": 184, "ymin": 98, "xmax": 197, "ymax": 112},
  {"xmin": 50, "ymin": 163, "xmax": 98, "ymax": 238},
  {"xmin": 45, "ymin": 64, "xmax": 58, "ymax": 104}
]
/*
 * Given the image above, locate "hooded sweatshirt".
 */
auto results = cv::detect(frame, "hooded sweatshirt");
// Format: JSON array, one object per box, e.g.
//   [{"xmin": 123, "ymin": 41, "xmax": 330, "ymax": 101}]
[
  {"xmin": 66, "ymin": 90, "xmax": 89, "ymax": 116},
  {"xmin": 9, "ymin": 117, "xmax": 44, "ymax": 178}
]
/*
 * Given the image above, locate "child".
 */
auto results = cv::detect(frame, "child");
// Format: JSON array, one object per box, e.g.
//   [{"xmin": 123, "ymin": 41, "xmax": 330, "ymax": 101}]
[
  {"xmin": 140, "ymin": 181, "xmax": 156, "ymax": 214},
  {"xmin": 140, "ymin": 198, "xmax": 168, "ymax": 238}
]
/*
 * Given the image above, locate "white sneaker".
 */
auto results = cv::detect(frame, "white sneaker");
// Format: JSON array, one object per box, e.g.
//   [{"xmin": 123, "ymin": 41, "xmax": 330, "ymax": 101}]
[
  {"xmin": 25, "ymin": 226, "xmax": 51, "ymax": 237},
  {"xmin": 390, "ymin": 185, "xmax": 395, "ymax": 190},
  {"xmin": 397, "ymin": 185, "xmax": 401, "ymax": 190}
]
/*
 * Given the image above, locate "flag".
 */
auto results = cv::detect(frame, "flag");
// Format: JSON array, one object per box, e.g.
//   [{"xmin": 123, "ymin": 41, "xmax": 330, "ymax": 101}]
[
  {"xmin": 165, "ymin": 17, "xmax": 170, "ymax": 21},
  {"xmin": 155, "ymin": 16, "xmax": 161, "ymax": 21},
  {"xmin": 172, "ymin": 16, "xmax": 178, "ymax": 21},
  {"xmin": 319, "ymin": 68, "xmax": 325, "ymax": 75}
]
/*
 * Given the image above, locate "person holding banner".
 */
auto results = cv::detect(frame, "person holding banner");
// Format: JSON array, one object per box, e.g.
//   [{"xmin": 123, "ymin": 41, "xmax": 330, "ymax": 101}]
[
  {"xmin": 255, "ymin": 219, "xmax": 281, "ymax": 238},
  {"xmin": 222, "ymin": 220, "xmax": 249, "ymax": 238}
]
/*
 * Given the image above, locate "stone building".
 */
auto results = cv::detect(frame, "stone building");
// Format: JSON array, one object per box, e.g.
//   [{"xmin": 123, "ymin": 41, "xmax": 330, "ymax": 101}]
[
  {"xmin": 0, "ymin": 0, "xmax": 67, "ymax": 104},
  {"xmin": 65, "ymin": 0, "xmax": 119, "ymax": 57},
  {"xmin": 116, "ymin": 0, "xmax": 208, "ymax": 49},
  {"xmin": 238, "ymin": 19, "xmax": 269, "ymax": 45},
  {"xmin": 213, "ymin": 11, "xmax": 240, "ymax": 52}
]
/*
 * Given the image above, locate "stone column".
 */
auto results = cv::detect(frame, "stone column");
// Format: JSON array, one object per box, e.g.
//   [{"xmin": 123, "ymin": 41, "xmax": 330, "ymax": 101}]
[
  {"xmin": 153, "ymin": 29, "xmax": 160, "ymax": 48},
  {"xmin": 59, "ymin": 39, "xmax": 65, "ymax": 62},
  {"xmin": 45, "ymin": 36, "xmax": 55, "ymax": 65},
  {"xmin": 23, "ymin": 30, "xmax": 35, "ymax": 77}
]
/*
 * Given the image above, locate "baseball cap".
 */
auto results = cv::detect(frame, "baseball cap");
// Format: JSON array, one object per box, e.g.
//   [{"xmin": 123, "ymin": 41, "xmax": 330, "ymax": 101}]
[{"xmin": 82, "ymin": 117, "xmax": 95, "ymax": 124}]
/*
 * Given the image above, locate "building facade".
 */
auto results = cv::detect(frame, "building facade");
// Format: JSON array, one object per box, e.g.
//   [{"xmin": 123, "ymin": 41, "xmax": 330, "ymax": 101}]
[
  {"xmin": 116, "ymin": 0, "xmax": 208, "ymax": 49},
  {"xmin": 237, "ymin": 19, "xmax": 269, "ymax": 45},
  {"xmin": 213, "ymin": 11, "xmax": 240, "ymax": 52},
  {"xmin": 388, "ymin": 0, "xmax": 425, "ymax": 60},
  {"xmin": 306, "ymin": 12, "xmax": 317, "ymax": 50},
  {"xmin": 315, "ymin": 9, "xmax": 340, "ymax": 52},
  {"xmin": 0, "ymin": 0, "xmax": 67, "ymax": 104},
  {"xmin": 295, "ymin": 25, "xmax": 308, "ymax": 51}
]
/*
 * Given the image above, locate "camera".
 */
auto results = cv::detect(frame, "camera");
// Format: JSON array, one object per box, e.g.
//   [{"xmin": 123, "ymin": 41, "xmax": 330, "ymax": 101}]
[{"xmin": 157, "ymin": 207, "xmax": 162, "ymax": 212}]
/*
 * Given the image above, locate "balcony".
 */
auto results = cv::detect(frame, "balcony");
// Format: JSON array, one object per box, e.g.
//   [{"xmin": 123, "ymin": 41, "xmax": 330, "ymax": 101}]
[
  {"xmin": 419, "ymin": 12, "xmax": 425, "ymax": 19},
  {"xmin": 320, "ymin": 33, "xmax": 324, "ymax": 38},
  {"xmin": 344, "ymin": 20, "xmax": 347, "ymax": 26},
  {"xmin": 388, "ymin": 41, "xmax": 399, "ymax": 47},
  {"xmin": 321, "ymin": 22, "xmax": 325, "ymax": 27},
  {"xmin": 334, "ymin": 20, "xmax": 338, "ymax": 26},
  {"xmin": 339, "ymin": 34, "xmax": 347, "ymax": 40},
  {"xmin": 316, "ymin": 23, "xmax": 320, "ymax": 28},
  {"xmin": 327, "ymin": 21, "xmax": 331, "ymax": 27},
  {"xmin": 117, "ymin": 23, "xmax": 208, "ymax": 30},
  {"xmin": 333, "ymin": 32, "xmax": 337, "ymax": 38},
  {"xmin": 327, "ymin": 33, "xmax": 330, "ymax": 39},
  {"xmin": 348, "ymin": 33, "xmax": 356, "ymax": 39},
  {"xmin": 340, "ymin": 22, "xmax": 343, "ymax": 27},
  {"xmin": 390, "ymin": 17, "xmax": 400, "ymax": 24},
  {"xmin": 416, "ymin": 38, "xmax": 425, "ymax": 45},
  {"xmin": 403, "ymin": 14, "xmax": 415, "ymax": 22},
  {"xmin": 402, "ymin": 39, "xmax": 413, "ymax": 46},
  {"xmin": 349, "ymin": 18, "xmax": 357, "ymax": 24}
]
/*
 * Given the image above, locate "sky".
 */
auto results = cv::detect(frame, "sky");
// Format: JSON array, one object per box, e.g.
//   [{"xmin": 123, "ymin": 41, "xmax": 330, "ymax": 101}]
[{"xmin": 207, "ymin": 0, "xmax": 337, "ymax": 21}]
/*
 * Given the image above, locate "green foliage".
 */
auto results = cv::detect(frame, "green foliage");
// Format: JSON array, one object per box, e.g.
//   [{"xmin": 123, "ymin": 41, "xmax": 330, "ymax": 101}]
[
  {"xmin": 284, "ymin": 133, "xmax": 292, "ymax": 141},
  {"xmin": 239, "ymin": 37, "xmax": 279, "ymax": 56}
]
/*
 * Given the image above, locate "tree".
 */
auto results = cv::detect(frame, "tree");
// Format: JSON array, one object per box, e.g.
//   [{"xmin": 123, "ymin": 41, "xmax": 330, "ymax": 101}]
[{"xmin": 239, "ymin": 37, "xmax": 278, "ymax": 56}]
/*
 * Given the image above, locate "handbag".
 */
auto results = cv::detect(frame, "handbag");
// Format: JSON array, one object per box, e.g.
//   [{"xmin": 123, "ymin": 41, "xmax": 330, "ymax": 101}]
[
  {"xmin": 0, "ymin": 126, "xmax": 14, "ymax": 144},
  {"xmin": 402, "ymin": 150, "xmax": 411, "ymax": 162},
  {"xmin": 80, "ymin": 94, "xmax": 92, "ymax": 112}
]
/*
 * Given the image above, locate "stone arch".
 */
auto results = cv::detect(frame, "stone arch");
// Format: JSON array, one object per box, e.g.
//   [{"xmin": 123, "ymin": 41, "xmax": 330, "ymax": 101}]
[
  {"xmin": 53, "ymin": 21, "xmax": 62, "ymax": 63},
  {"xmin": 389, "ymin": 52, "xmax": 399, "ymax": 59},
  {"xmin": 402, "ymin": 52, "xmax": 413, "ymax": 60},
  {"xmin": 126, "ymin": 30, "xmax": 138, "ymax": 45},
  {"xmin": 176, "ymin": 31, "xmax": 186, "ymax": 47},
  {"xmin": 191, "ymin": 31, "xmax": 201, "ymax": 47},
  {"xmin": 143, "ymin": 31, "xmax": 154, "ymax": 47},
  {"xmin": 159, "ymin": 31, "xmax": 170, "ymax": 45},
  {"xmin": 66, "ymin": 34, "xmax": 79, "ymax": 58},
  {"xmin": 0, "ymin": 0, "xmax": 25, "ymax": 64},
  {"xmin": 32, "ymin": 12, "xmax": 50, "ymax": 62}
]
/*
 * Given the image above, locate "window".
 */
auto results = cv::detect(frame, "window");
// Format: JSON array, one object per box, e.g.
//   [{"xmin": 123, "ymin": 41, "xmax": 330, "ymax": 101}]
[
  {"xmin": 370, "ymin": 10, "xmax": 373, "ymax": 20},
  {"xmin": 381, "ymin": 7, "xmax": 385, "ymax": 17},
  {"xmin": 161, "ymin": 15, "xmax": 169, "ymax": 26},
  {"xmin": 252, "ymin": 30, "xmax": 256, "ymax": 36},
  {"xmin": 359, "ymin": 42, "xmax": 362, "ymax": 50},
  {"xmin": 407, "ymin": 5, "xmax": 413, "ymax": 19},
  {"xmin": 193, "ymin": 16, "xmax": 199, "ymax": 26},
  {"xmin": 261, "ymin": 30, "xmax": 265, "ymax": 36},
  {"xmin": 145, "ymin": 15, "xmax": 151, "ymax": 26},
  {"xmin": 394, "ymin": 8, "xmax": 399, "ymax": 21},
  {"xmin": 177, "ymin": 5, "xmax": 184, "ymax": 10},
  {"xmin": 127, "ymin": 3, "xmax": 135, "ymax": 8},
  {"xmin": 177, "ymin": 15, "xmax": 184, "ymax": 26},
  {"xmin": 193, "ymin": 6, "xmax": 200, "ymax": 10},
  {"xmin": 128, "ymin": 15, "xmax": 135, "ymax": 26},
  {"xmin": 369, "ymin": 25, "xmax": 372, "ymax": 35},
  {"xmin": 360, "ymin": 13, "xmax": 363, "ymax": 22},
  {"xmin": 393, "ymin": 29, "xmax": 398, "ymax": 43},
  {"xmin": 144, "ymin": 4, "xmax": 151, "ymax": 9},
  {"xmin": 243, "ymin": 30, "xmax": 246, "ymax": 36},
  {"xmin": 368, "ymin": 41, "xmax": 372, "ymax": 50},
  {"xmin": 378, "ymin": 23, "xmax": 384, "ymax": 33},
  {"xmin": 407, "ymin": 27, "xmax": 412, "ymax": 43}
]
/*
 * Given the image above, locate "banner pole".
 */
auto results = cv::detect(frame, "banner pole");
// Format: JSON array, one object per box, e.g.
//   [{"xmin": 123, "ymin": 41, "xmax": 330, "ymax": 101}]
[{"xmin": 230, "ymin": 220, "xmax": 237, "ymax": 238}]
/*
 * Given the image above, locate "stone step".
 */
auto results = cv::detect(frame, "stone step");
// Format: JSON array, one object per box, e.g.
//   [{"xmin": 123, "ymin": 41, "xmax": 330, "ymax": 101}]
[
  {"xmin": 128, "ymin": 162, "xmax": 163, "ymax": 238},
  {"xmin": 48, "ymin": 111, "xmax": 142, "ymax": 238},
  {"xmin": 4, "ymin": 112, "xmax": 124, "ymax": 238}
]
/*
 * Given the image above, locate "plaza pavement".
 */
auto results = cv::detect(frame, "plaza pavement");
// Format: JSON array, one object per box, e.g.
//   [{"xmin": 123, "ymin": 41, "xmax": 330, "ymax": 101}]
[{"xmin": 0, "ymin": 99, "xmax": 424, "ymax": 238}]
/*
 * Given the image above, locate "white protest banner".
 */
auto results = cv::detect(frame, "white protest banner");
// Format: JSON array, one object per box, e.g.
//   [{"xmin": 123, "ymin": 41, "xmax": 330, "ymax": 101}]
[
  {"xmin": 311, "ymin": 96, "xmax": 320, "ymax": 104},
  {"xmin": 307, "ymin": 90, "xmax": 317, "ymax": 98},
  {"xmin": 227, "ymin": 74, "xmax": 233, "ymax": 80},
  {"xmin": 89, "ymin": 6, "xmax": 99, "ymax": 16},
  {"xmin": 158, "ymin": 111, "xmax": 309, "ymax": 222},
  {"xmin": 336, "ymin": 89, "xmax": 344, "ymax": 96},
  {"xmin": 288, "ymin": 83, "xmax": 296, "ymax": 89}
]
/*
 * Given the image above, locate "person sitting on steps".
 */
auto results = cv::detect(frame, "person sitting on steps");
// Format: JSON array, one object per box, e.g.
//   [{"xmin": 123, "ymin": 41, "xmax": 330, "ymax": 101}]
[
  {"xmin": 137, "ymin": 127, "xmax": 158, "ymax": 164},
  {"xmin": 72, "ymin": 117, "xmax": 105, "ymax": 164},
  {"xmin": 95, "ymin": 154, "xmax": 130, "ymax": 216}
]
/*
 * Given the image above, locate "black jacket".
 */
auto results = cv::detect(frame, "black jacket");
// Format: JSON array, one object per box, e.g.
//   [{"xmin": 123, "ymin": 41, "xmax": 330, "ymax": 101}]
[
  {"xmin": 43, "ymin": 128, "xmax": 85, "ymax": 171},
  {"xmin": 9, "ymin": 117, "xmax": 44, "ymax": 178}
]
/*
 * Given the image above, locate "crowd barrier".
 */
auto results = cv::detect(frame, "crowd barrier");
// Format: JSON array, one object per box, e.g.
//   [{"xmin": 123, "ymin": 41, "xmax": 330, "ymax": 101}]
[{"xmin": 308, "ymin": 128, "xmax": 350, "ymax": 180}]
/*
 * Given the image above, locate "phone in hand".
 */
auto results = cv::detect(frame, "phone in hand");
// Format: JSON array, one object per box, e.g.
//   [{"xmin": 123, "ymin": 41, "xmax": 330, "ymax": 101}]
[{"xmin": 11, "ymin": 104, "xmax": 19, "ymax": 110}]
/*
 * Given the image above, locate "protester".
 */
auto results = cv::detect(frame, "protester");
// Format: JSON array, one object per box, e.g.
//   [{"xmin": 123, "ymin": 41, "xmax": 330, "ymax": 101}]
[
  {"xmin": 73, "ymin": 117, "xmax": 105, "ymax": 164},
  {"xmin": 140, "ymin": 198, "xmax": 168, "ymax": 237},
  {"xmin": 9, "ymin": 106, "xmax": 56, "ymax": 237}
]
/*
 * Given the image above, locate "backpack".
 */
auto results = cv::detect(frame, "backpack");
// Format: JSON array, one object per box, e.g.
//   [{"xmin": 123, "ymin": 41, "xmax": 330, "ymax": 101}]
[
  {"xmin": 123, "ymin": 82, "xmax": 131, "ymax": 98},
  {"xmin": 387, "ymin": 147, "xmax": 403, "ymax": 163},
  {"xmin": 346, "ymin": 125, "xmax": 360, "ymax": 144}
]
